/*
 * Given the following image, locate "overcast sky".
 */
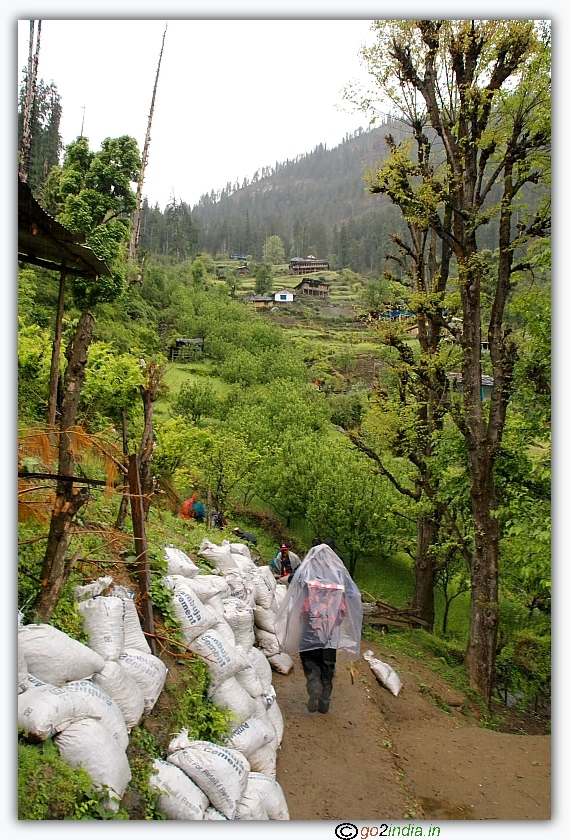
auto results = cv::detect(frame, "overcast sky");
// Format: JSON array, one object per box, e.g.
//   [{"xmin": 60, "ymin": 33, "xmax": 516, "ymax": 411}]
[{"xmin": 17, "ymin": 18, "xmax": 382, "ymax": 210}]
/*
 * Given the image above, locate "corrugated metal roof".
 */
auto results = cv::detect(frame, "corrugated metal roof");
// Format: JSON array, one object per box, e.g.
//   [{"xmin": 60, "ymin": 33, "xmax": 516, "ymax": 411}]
[{"xmin": 18, "ymin": 177, "xmax": 111, "ymax": 279}]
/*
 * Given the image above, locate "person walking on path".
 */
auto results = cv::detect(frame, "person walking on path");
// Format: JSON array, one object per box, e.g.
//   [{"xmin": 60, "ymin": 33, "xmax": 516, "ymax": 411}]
[
  {"xmin": 269, "ymin": 543, "xmax": 301, "ymax": 584},
  {"xmin": 274, "ymin": 543, "xmax": 363, "ymax": 714}
]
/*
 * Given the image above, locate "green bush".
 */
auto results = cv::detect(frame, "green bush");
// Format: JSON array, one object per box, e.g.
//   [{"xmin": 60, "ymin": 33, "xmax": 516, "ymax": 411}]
[{"xmin": 495, "ymin": 630, "xmax": 551, "ymax": 706}]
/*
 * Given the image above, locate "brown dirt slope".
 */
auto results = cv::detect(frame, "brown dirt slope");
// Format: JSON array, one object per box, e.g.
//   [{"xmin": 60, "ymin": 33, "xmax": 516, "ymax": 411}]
[{"xmin": 273, "ymin": 641, "xmax": 550, "ymax": 821}]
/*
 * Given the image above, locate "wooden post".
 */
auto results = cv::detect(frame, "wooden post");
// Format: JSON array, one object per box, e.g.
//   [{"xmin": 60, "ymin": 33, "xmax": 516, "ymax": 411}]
[
  {"xmin": 128, "ymin": 453, "xmax": 157, "ymax": 655},
  {"xmin": 47, "ymin": 265, "xmax": 67, "ymax": 443}
]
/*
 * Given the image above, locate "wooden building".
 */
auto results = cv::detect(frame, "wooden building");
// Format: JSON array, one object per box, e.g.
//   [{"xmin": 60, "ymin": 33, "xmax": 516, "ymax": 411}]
[
  {"xmin": 169, "ymin": 337, "xmax": 204, "ymax": 361},
  {"xmin": 289, "ymin": 257, "xmax": 329, "ymax": 275},
  {"xmin": 294, "ymin": 278, "xmax": 330, "ymax": 298}
]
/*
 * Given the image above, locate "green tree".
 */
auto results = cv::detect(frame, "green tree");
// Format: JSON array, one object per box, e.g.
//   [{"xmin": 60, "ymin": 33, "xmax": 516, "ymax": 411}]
[
  {"xmin": 349, "ymin": 20, "xmax": 550, "ymax": 703},
  {"xmin": 262, "ymin": 235, "xmax": 285, "ymax": 264},
  {"xmin": 254, "ymin": 263, "xmax": 273, "ymax": 295},
  {"xmin": 171, "ymin": 380, "xmax": 218, "ymax": 423}
]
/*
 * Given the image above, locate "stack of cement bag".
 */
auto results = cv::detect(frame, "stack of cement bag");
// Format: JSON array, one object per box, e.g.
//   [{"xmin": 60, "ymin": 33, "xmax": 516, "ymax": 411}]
[
  {"xmin": 163, "ymin": 541, "xmax": 288, "ymax": 780},
  {"xmin": 197, "ymin": 538, "xmax": 294, "ymax": 675},
  {"xmin": 149, "ymin": 730, "xmax": 289, "ymax": 820}
]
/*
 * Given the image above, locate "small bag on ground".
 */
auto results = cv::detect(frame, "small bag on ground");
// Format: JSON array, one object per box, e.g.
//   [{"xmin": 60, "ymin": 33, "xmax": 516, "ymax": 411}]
[{"xmin": 363, "ymin": 649, "xmax": 403, "ymax": 696}]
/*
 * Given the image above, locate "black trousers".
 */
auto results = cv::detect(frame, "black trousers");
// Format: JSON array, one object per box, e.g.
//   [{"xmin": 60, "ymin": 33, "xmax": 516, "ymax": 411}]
[{"xmin": 299, "ymin": 648, "xmax": 337, "ymax": 703}]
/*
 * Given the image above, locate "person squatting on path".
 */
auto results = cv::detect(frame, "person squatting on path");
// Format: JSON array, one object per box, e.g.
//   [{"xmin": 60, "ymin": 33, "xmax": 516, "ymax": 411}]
[
  {"xmin": 274, "ymin": 543, "xmax": 363, "ymax": 714},
  {"xmin": 269, "ymin": 543, "xmax": 301, "ymax": 585}
]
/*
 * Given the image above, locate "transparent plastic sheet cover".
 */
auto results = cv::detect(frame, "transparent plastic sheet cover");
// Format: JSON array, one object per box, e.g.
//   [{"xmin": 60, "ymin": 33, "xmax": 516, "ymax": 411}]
[{"xmin": 274, "ymin": 544, "xmax": 363, "ymax": 662}]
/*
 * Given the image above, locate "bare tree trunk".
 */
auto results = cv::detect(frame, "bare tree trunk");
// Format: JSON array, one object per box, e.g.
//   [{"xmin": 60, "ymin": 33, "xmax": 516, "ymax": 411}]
[
  {"xmin": 129, "ymin": 23, "xmax": 167, "ymax": 260},
  {"xmin": 19, "ymin": 20, "xmax": 41, "ymax": 183},
  {"xmin": 115, "ymin": 406, "xmax": 130, "ymax": 530},
  {"xmin": 411, "ymin": 515, "xmax": 439, "ymax": 630},
  {"xmin": 46, "ymin": 266, "xmax": 66, "ymax": 442},
  {"xmin": 128, "ymin": 454, "xmax": 157, "ymax": 654},
  {"xmin": 34, "ymin": 311, "xmax": 94, "ymax": 621},
  {"xmin": 139, "ymin": 361, "xmax": 164, "ymax": 519}
]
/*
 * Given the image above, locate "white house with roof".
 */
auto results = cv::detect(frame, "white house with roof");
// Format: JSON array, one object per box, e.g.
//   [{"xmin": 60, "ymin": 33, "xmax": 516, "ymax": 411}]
[{"xmin": 272, "ymin": 288, "xmax": 296, "ymax": 304}]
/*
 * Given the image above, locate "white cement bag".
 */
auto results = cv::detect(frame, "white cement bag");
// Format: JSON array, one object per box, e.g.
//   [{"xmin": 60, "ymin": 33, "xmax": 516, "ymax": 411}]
[
  {"xmin": 164, "ymin": 544, "xmax": 201, "ymax": 578},
  {"xmin": 55, "ymin": 718, "xmax": 131, "ymax": 801},
  {"xmin": 63, "ymin": 680, "xmax": 129, "ymax": 749},
  {"xmin": 223, "ymin": 597, "xmax": 255, "ymax": 650},
  {"xmin": 111, "ymin": 586, "xmax": 151, "ymax": 654},
  {"xmin": 188, "ymin": 629, "xmax": 248, "ymax": 686},
  {"xmin": 229, "ymin": 542, "xmax": 252, "ymax": 560},
  {"xmin": 207, "ymin": 592, "xmax": 226, "ymax": 617},
  {"xmin": 235, "ymin": 662, "xmax": 264, "ymax": 698},
  {"xmin": 208, "ymin": 676, "xmax": 257, "ymax": 731},
  {"xmin": 274, "ymin": 584, "xmax": 287, "ymax": 609},
  {"xmin": 92, "ymin": 660, "xmax": 145, "ymax": 729},
  {"xmin": 247, "ymin": 645, "xmax": 273, "ymax": 692},
  {"xmin": 233, "ymin": 555, "xmax": 257, "ymax": 574},
  {"xmin": 166, "ymin": 728, "xmax": 192, "ymax": 755},
  {"xmin": 18, "ymin": 683, "xmax": 83, "ymax": 739},
  {"xmin": 149, "ymin": 758, "xmax": 209, "ymax": 820},
  {"xmin": 256, "ymin": 565, "xmax": 277, "ymax": 594},
  {"xmin": 170, "ymin": 589, "xmax": 218, "ymax": 644},
  {"xmin": 253, "ymin": 604, "xmax": 276, "ymax": 633},
  {"xmin": 204, "ymin": 806, "xmax": 228, "ymax": 820},
  {"xmin": 73, "ymin": 576, "xmax": 114, "ymax": 601},
  {"xmin": 167, "ymin": 740, "xmax": 250, "ymax": 820},
  {"xmin": 198, "ymin": 539, "xmax": 238, "ymax": 572},
  {"xmin": 184, "ymin": 574, "xmax": 231, "ymax": 603},
  {"xmin": 254, "ymin": 627, "xmax": 280, "ymax": 657},
  {"xmin": 267, "ymin": 652, "xmax": 294, "ymax": 675},
  {"xmin": 227, "ymin": 715, "xmax": 276, "ymax": 758},
  {"xmin": 18, "ymin": 673, "xmax": 46, "ymax": 693},
  {"xmin": 266, "ymin": 700, "xmax": 284, "ymax": 745},
  {"xmin": 236, "ymin": 780, "xmax": 269, "ymax": 820},
  {"xmin": 251, "ymin": 570, "xmax": 276, "ymax": 610},
  {"xmin": 18, "ymin": 624, "xmax": 105, "ymax": 685},
  {"xmin": 18, "ymin": 645, "xmax": 28, "ymax": 693},
  {"xmin": 248, "ymin": 772, "xmax": 290, "ymax": 820},
  {"xmin": 363, "ymin": 649, "xmax": 403, "ymax": 696},
  {"xmin": 220, "ymin": 569, "xmax": 249, "ymax": 600},
  {"xmin": 248, "ymin": 743, "xmax": 277, "ymax": 778},
  {"xmin": 210, "ymin": 617, "xmax": 236, "ymax": 647},
  {"xmin": 118, "ymin": 648, "xmax": 167, "ymax": 712},
  {"xmin": 78, "ymin": 596, "xmax": 125, "ymax": 661}
]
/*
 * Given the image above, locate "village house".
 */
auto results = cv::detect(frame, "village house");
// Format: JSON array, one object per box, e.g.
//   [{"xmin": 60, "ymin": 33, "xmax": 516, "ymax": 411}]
[
  {"xmin": 289, "ymin": 256, "xmax": 330, "ymax": 275},
  {"xmin": 294, "ymin": 277, "xmax": 330, "ymax": 298}
]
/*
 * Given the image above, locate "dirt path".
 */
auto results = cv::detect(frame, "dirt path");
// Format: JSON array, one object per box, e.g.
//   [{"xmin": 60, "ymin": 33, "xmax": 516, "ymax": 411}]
[{"xmin": 273, "ymin": 641, "xmax": 550, "ymax": 821}]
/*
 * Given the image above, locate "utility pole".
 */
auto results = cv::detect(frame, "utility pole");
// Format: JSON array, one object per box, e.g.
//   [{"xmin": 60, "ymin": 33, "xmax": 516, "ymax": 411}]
[{"xmin": 129, "ymin": 22, "xmax": 167, "ymax": 261}]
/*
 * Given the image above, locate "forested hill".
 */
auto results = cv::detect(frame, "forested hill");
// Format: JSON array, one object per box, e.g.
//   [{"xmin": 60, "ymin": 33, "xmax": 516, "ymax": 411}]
[{"xmin": 138, "ymin": 120, "xmax": 409, "ymax": 274}]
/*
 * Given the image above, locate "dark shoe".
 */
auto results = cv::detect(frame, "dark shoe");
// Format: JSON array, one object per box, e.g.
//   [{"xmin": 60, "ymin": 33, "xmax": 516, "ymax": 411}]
[
  {"xmin": 307, "ymin": 695, "xmax": 320, "ymax": 712},
  {"xmin": 318, "ymin": 697, "xmax": 330, "ymax": 714}
]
